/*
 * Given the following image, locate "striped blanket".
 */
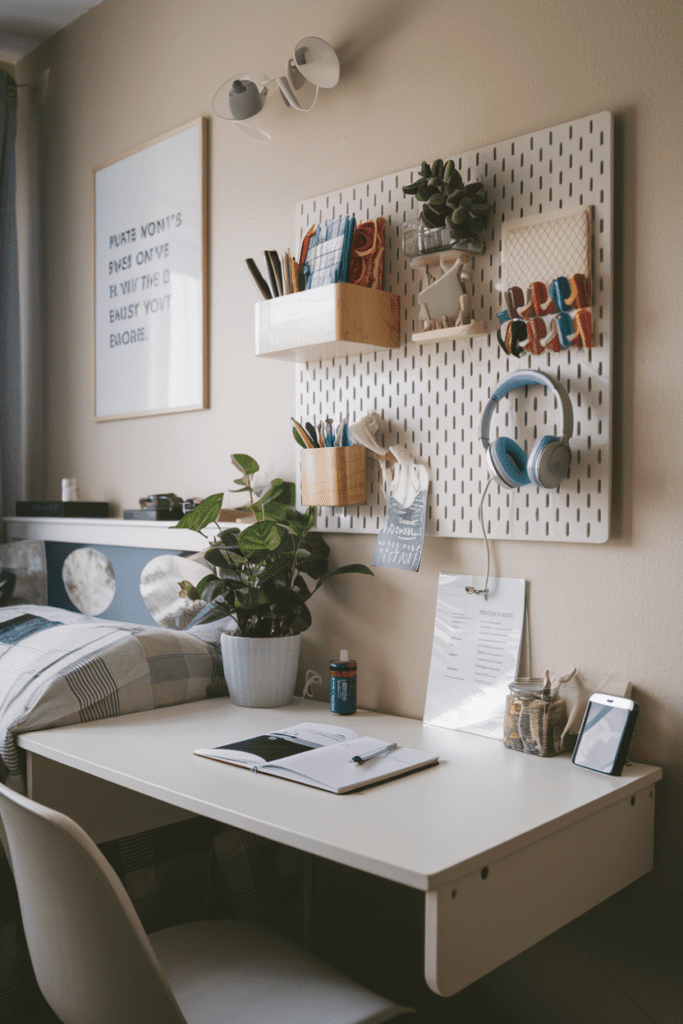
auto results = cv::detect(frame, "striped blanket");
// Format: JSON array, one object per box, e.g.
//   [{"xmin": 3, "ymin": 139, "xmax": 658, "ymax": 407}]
[{"xmin": 0, "ymin": 606, "xmax": 303, "ymax": 1024}]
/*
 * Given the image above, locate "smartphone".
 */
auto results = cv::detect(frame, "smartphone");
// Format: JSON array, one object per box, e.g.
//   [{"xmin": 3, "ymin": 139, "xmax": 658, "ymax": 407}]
[{"xmin": 571, "ymin": 692, "xmax": 639, "ymax": 776}]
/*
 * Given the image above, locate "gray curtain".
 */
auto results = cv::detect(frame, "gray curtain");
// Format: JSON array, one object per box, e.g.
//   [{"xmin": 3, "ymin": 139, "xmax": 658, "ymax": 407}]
[
  {"xmin": 0, "ymin": 70, "xmax": 43, "ymax": 532},
  {"xmin": 0, "ymin": 70, "xmax": 19, "ymax": 525}
]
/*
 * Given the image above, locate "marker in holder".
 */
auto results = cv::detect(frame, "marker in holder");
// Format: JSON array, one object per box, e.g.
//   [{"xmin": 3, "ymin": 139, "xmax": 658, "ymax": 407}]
[{"xmin": 330, "ymin": 650, "xmax": 357, "ymax": 715}]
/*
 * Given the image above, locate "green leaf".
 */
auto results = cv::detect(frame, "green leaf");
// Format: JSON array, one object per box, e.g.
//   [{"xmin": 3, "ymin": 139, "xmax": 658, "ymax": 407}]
[
  {"xmin": 420, "ymin": 205, "xmax": 446, "ymax": 228},
  {"xmin": 259, "ymin": 478, "xmax": 295, "ymax": 505},
  {"xmin": 238, "ymin": 520, "xmax": 285, "ymax": 557},
  {"xmin": 258, "ymin": 557, "xmax": 292, "ymax": 584},
  {"xmin": 171, "ymin": 493, "xmax": 223, "ymax": 533},
  {"xmin": 203, "ymin": 547, "xmax": 236, "ymax": 570},
  {"xmin": 235, "ymin": 588, "xmax": 270, "ymax": 610},
  {"xmin": 446, "ymin": 169, "xmax": 463, "ymax": 191},
  {"xmin": 258, "ymin": 500, "xmax": 292, "ymax": 523},
  {"xmin": 446, "ymin": 189, "xmax": 464, "ymax": 207},
  {"xmin": 293, "ymin": 426, "xmax": 306, "ymax": 448},
  {"xmin": 232, "ymin": 454, "xmax": 259, "ymax": 477},
  {"xmin": 310, "ymin": 563, "xmax": 374, "ymax": 594},
  {"xmin": 217, "ymin": 528, "xmax": 240, "ymax": 546}
]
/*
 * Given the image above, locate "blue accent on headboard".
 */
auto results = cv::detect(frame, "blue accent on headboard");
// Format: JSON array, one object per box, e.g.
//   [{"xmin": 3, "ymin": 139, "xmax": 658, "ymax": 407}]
[{"xmin": 45, "ymin": 541, "xmax": 188, "ymax": 626}]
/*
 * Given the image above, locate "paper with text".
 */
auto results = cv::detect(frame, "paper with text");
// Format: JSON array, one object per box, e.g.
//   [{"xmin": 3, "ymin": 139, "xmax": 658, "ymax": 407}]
[{"xmin": 423, "ymin": 574, "xmax": 526, "ymax": 739}]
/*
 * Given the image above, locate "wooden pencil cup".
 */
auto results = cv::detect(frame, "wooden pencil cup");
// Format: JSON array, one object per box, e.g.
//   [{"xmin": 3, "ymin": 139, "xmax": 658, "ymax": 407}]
[{"xmin": 300, "ymin": 447, "xmax": 367, "ymax": 507}]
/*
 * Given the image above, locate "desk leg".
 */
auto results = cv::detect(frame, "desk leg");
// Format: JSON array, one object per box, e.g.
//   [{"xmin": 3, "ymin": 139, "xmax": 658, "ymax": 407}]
[{"xmin": 425, "ymin": 786, "xmax": 656, "ymax": 997}]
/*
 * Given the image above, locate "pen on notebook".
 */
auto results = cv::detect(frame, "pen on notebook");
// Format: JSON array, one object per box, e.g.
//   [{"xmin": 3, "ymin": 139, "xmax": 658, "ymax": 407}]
[{"xmin": 351, "ymin": 742, "xmax": 397, "ymax": 765}]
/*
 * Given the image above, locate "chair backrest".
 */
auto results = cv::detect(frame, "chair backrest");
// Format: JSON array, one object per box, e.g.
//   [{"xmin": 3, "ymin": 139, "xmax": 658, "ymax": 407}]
[{"xmin": 0, "ymin": 783, "xmax": 188, "ymax": 1024}]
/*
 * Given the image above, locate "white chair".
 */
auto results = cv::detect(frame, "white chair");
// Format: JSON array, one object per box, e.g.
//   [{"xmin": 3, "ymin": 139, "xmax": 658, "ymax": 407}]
[{"xmin": 0, "ymin": 784, "xmax": 414, "ymax": 1024}]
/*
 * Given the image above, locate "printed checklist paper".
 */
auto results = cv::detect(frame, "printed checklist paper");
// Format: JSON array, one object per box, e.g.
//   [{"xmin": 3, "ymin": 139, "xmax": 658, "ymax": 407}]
[
  {"xmin": 423, "ymin": 575, "xmax": 526, "ymax": 739},
  {"xmin": 194, "ymin": 722, "xmax": 438, "ymax": 794}
]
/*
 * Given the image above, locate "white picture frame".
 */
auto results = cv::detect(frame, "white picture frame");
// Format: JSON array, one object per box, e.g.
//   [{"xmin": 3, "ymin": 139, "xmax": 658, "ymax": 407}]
[{"xmin": 93, "ymin": 118, "xmax": 208, "ymax": 421}]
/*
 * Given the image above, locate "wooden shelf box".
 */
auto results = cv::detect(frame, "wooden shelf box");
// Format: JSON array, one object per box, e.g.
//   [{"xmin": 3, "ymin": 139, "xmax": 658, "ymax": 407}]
[{"xmin": 255, "ymin": 283, "xmax": 400, "ymax": 361}]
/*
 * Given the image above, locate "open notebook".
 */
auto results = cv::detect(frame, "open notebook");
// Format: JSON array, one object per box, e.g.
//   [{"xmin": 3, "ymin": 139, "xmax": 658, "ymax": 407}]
[{"xmin": 194, "ymin": 721, "xmax": 439, "ymax": 794}]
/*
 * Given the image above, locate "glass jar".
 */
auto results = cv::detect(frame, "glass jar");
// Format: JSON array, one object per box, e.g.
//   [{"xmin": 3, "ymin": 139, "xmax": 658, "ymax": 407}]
[
  {"xmin": 504, "ymin": 679, "xmax": 568, "ymax": 756},
  {"xmin": 401, "ymin": 218, "xmax": 485, "ymax": 259}
]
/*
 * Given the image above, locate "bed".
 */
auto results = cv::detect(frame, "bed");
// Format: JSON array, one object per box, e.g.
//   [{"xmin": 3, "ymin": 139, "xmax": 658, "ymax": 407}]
[{"xmin": 0, "ymin": 540, "xmax": 301, "ymax": 1024}]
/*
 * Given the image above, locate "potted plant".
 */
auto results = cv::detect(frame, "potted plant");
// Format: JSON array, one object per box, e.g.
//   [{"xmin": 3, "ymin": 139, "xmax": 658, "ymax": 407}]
[
  {"xmin": 172, "ymin": 454, "xmax": 373, "ymax": 707},
  {"xmin": 401, "ymin": 158, "xmax": 492, "ymax": 256}
]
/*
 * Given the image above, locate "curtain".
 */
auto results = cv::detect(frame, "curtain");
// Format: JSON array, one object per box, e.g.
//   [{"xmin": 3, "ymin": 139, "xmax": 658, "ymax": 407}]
[
  {"xmin": 0, "ymin": 70, "xmax": 19, "ymax": 526},
  {"xmin": 0, "ymin": 70, "xmax": 43, "ymax": 533}
]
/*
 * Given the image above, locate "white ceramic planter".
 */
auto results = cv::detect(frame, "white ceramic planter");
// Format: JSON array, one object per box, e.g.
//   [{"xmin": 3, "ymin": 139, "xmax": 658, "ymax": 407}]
[{"xmin": 219, "ymin": 633, "xmax": 302, "ymax": 708}]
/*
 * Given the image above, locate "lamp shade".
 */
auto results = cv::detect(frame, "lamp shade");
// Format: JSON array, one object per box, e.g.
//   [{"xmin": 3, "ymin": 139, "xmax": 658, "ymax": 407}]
[{"xmin": 292, "ymin": 37, "xmax": 340, "ymax": 89}]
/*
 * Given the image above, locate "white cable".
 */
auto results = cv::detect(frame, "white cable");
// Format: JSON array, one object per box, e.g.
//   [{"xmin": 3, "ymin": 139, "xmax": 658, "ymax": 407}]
[
  {"xmin": 465, "ymin": 475, "xmax": 494, "ymax": 597},
  {"xmin": 303, "ymin": 670, "xmax": 322, "ymax": 698}
]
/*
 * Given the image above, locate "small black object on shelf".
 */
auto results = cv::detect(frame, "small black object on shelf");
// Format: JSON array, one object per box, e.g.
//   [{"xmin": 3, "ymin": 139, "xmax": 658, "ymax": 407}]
[
  {"xmin": 123, "ymin": 508, "xmax": 184, "ymax": 521},
  {"xmin": 15, "ymin": 501, "xmax": 109, "ymax": 518}
]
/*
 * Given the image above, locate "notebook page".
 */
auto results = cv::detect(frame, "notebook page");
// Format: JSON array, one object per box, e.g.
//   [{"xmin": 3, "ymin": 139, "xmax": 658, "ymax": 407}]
[
  {"xmin": 194, "ymin": 722, "xmax": 358, "ymax": 767},
  {"xmin": 259, "ymin": 736, "xmax": 438, "ymax": 793}
]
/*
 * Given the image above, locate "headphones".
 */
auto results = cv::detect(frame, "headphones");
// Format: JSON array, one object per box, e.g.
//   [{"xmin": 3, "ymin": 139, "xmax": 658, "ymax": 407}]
[{"xmin": 479, "ymin": 369, "xmax": 573, "ymax": 489}]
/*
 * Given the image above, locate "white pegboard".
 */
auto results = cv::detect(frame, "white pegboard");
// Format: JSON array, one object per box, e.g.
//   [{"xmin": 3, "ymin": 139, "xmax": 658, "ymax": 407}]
[{"xmin": 294, "ymin": 112, "xmax": 613, "ymax": 542}]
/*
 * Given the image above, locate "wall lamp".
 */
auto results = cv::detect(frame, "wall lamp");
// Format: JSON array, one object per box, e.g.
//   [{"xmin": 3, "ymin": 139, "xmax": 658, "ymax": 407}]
[{"xmin": 212, "ymin": 36, "xmax": 340, "ymax": 142}]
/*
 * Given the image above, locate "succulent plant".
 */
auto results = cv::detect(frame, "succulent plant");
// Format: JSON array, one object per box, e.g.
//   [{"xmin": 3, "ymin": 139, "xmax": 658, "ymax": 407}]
[{"xmin": 403, "ymin": 158, "xmax": 492, "ymax": 242}]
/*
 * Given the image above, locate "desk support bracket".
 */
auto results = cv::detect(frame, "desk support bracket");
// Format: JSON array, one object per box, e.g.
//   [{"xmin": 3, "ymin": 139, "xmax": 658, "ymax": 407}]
[{"xmin": 425, "ymin": 786, "xmax": 656, "ymax": 997}]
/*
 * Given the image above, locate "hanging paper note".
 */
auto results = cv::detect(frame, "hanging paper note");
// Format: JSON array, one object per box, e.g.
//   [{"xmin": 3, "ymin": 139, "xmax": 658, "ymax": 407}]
[
  {"xmin": 423, "ymin": 574, "xmax": 526, "ymax": 739},
  {"xmin": 372, "ymin": 451, "xmax": 429, "ymax": 572},
  {"xmin": 372, "ymin": 491, "xmax": 428, "ymax": 571}
]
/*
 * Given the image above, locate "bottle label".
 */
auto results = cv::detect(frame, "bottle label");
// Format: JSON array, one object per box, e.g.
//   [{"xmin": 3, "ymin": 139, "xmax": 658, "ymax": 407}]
[{"xmin": 330, "ymin": 667, "xmax": 357, "ymax": 714}]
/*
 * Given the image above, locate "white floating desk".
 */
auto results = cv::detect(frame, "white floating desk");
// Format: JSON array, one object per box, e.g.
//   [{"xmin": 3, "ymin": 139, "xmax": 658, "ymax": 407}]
[{"xmin": 18, "ymin": 697, "xmax": 661, "ymax": 997}]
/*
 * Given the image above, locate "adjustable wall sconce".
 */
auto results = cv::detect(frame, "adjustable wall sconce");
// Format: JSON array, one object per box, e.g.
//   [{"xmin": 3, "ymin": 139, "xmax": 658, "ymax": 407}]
[{"xmin": 212, "ymin": 36, "xmax": 340, "ymax": 142}]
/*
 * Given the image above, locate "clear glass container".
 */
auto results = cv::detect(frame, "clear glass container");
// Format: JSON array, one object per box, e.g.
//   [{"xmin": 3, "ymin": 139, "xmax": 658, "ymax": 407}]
[
  {"xmin": 401, "ymin": 218, "xmax": 485, "ymax": 259},
  {"xmin": 503, "ymin": 679, "xmax": 568, "ymax": 756}
]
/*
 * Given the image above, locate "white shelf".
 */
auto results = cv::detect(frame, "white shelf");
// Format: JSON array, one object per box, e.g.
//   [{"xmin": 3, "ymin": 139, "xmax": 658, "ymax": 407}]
[
  {"xmin": 3, "ymin": 516, "xmax": 218, "ymax": 551},
  {"xmin": 255, "ymin": 282, "xmax": 400, "ymax": 362}
]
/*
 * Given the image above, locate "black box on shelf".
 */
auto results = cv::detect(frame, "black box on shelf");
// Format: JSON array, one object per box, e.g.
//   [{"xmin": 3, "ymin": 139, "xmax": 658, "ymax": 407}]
[
  {"xmin": 15, "ymin": 501, "xmax": 110, "ymax": 518},
  {"xmin": 123, "ymin": 508, "xmax": 183, "ymax": 521}
]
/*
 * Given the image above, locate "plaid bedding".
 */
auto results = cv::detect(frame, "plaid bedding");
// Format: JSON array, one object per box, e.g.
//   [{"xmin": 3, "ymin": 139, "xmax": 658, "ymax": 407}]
[
  {"xmin": 0, "ymin": 607, "xmax": 226, "ymax": 792},
  {"xmin": 0, "ymin": 606, "xmax": 303, "ymax": 1024}
]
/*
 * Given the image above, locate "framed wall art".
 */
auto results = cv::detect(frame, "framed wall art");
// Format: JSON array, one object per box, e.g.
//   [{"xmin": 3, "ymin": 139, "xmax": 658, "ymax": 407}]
[{"xmin": 93, "ymin": 118, "xmax": 208, "ymax": 421}]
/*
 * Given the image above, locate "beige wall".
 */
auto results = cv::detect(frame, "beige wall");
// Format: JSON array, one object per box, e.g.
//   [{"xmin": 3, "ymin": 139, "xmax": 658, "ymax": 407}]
[{"xmin": 16, "ymin": 1, "xmax": 683, "ymax": 1020}]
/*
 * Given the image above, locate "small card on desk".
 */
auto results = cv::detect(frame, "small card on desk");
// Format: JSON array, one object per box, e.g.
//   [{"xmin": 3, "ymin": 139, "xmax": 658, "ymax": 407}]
[{"xmin": 194, "ymin": 721, "xmax": 438, "ymax": 794}]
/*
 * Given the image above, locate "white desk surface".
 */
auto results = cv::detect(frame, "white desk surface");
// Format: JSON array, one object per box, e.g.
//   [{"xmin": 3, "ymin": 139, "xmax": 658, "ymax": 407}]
[{"xmin": 17, "ymin": 696, "xmax": 661, "ymax": 893}]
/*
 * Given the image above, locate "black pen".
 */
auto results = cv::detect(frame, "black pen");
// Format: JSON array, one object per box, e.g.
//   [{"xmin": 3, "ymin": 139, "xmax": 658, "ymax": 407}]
[
  {"xmin": 351, "ymin": 742, "xmax": 397, "ymax": 764},
  {"xmin": 245, "ymin": 258, "xmax": 272, "ymax": 300}
]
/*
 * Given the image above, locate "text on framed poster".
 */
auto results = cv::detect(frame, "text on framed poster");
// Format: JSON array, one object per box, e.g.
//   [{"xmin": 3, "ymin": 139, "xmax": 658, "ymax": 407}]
[{"xmin": 94, "ymin": 118, "xmax": 208, "ymax": 421}]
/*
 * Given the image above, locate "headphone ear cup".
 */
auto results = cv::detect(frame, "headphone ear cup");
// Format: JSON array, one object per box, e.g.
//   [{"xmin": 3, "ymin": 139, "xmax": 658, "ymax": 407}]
[
  {"xmin": 528, "ymin": 435, "xmax": 571, "ymax": 488},
  {"xmin": 487, "ymin": 436, "xmax": 530, "ymax": 488}
]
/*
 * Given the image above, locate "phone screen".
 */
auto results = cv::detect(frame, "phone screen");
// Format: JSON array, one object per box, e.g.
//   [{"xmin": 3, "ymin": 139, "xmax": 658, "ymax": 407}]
[{"xmin": 573, "ymin": 702, "xmax": 630, "ymax": 773}]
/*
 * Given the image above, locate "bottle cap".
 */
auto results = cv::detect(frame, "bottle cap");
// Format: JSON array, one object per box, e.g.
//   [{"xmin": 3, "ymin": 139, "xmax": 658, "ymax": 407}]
[{"xmin": 340, "ymin": 650, "xmax": 349, "ymax": 661}]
